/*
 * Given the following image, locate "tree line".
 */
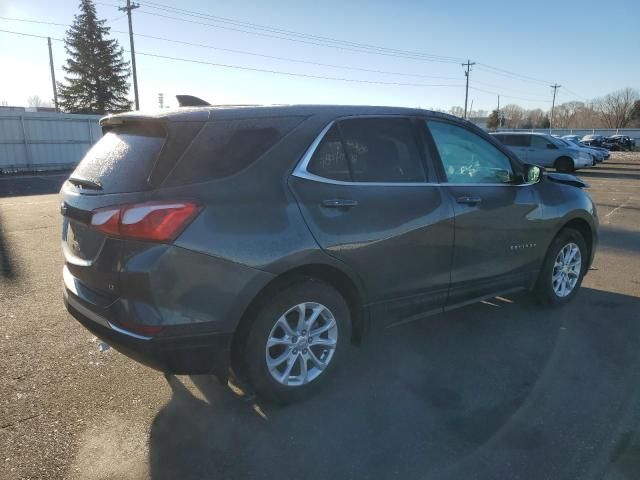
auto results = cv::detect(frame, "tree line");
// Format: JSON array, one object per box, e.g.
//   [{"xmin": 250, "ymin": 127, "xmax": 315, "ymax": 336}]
[{"xmin": 484, "ymin": 87, "xmax": 640, "ymax": 130}]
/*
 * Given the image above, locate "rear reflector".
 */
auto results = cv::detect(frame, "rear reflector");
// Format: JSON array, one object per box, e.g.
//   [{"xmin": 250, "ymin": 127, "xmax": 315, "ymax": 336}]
[{"xmin": 91, "ymin": 201, "xmax": 200, "ymax": 242}]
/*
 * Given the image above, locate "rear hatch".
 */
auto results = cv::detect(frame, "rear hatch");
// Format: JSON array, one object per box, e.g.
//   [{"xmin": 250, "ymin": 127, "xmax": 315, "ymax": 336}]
[
  {"xmin": 61, "ymin": 110, "xmax": 306, "ymax": 298},
  {"xmin": 61, "ymin": 116, "xmax": 204, "ymax": 297}
]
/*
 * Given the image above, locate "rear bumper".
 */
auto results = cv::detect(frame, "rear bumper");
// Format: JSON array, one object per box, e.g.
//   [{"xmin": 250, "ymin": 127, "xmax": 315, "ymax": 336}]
[{"xmin": 64, "ymin": 283, "xmax": 233, "ymax": 380}]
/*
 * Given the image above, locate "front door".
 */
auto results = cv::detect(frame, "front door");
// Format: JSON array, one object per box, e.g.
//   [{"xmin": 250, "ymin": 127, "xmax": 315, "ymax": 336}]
[
  {"xmin": 424, "ymin": 119, "xmax": 544, "ymax": 306},
  {"xmin": 289, "ymin": 116, "xmax": 455, "ymax": 322}
]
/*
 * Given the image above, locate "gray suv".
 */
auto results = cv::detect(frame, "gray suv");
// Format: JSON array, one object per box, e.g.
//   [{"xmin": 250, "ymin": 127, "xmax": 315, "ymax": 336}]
[
  {"xmin": 491, "ymin": 132, "xmax": 593, "ymax": 172},
  {"xmin": 61, "ymin": 104, "xmax": 598, "ymax": 402}
]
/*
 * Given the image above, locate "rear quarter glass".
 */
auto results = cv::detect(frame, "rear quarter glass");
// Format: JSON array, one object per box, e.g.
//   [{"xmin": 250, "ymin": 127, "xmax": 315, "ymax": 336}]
[
  {"xmin": 71, "ymin": 122, "xmax": 165, "ymax": 194},
  {"xmin": 164, "ymin": 116, "xmax": 306, "ymax": 186}
]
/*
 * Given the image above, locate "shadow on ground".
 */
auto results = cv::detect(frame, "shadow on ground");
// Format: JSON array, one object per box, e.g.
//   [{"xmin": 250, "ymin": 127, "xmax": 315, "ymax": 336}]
[
  {"xmin": 0, "ymin": 212, "xmax": 17, "ymax": 279},
  {"xmin": 148, "ymin": 288, "xmax": 640, "ymax": 480},
  {"xmin": 0, "ymin": 172, "xmax": 69, "ymax": 198},
  {"xmin": 578, "ymin": 170, "xmax": 640, "ymax": 181}
]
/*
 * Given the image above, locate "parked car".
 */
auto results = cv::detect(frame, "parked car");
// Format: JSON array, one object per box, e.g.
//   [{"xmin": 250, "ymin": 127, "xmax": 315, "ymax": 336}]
[
  {"xmin": 491, "ymin": 132, "xmax": 593, "ymax": 171},
  {"xmin": 581, "ymin": 134, "xmax": 607, "ymax": 148},
  {"xmin": 561, "ymin": 135, "xmax": 609, "ymax": 160},
  {"xmin": 61, "ymin": 104, "xmax": 598, "ymax": 402},
  {"xmin": 607, "ymin": 135, "xmax": 635, "ymax": 151},
  {"xmin": 556, "ymin": 137, "xmax": 603, "ymax": 163}
]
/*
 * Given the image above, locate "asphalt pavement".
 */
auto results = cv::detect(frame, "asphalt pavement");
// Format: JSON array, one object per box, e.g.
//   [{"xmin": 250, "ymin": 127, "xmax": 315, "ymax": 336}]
[{"xmin": 0, "ymin": 154, "xmax": 639, "ymax": 480}]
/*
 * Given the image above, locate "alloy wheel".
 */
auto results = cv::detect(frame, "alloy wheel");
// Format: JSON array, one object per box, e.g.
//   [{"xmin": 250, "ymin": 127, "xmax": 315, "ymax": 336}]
[
  {"xmin": 552, "ymin": 242, "xmax": 582, "ymax": 297},
  {"xmin": 265, "ymin": 302, "xmax": 338, "ymax": 386}
]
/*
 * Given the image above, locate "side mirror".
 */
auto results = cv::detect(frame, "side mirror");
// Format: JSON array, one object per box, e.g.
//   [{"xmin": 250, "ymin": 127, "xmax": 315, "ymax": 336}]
[
  {"xmin": 524, "ymin": 164, "xmax": 543, "ymax": 184},
  {"xmin": 546, "ymin": 143, "xmax": 557, "ymax": 150}
]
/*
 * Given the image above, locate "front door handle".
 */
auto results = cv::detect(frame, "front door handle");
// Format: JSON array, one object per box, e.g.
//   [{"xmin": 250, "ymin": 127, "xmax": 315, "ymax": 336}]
[
  {"xmin": 322, "ymin": 198, "xmax": 359, "ymax": 209},
  {"xmin": 456, "ymin": 196, "xmax": 482, "ymax": 205}
]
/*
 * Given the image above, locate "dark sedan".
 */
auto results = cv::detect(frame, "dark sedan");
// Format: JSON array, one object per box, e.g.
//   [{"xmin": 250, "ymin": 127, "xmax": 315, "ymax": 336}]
[{"xmin": 60, "ymin": 102, "xmax": 598, "ymax": 402}]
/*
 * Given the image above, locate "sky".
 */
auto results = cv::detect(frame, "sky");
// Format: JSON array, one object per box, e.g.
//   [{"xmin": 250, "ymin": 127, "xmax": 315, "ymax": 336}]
[{"xmin": 0, "ymin": 0, "xmax": 638, "ymax": 113}]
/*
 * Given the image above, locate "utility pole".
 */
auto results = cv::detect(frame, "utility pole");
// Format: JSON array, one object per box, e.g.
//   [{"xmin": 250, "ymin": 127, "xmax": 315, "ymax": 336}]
[
  {"xmin": 550, "ymin": 83, "xmax": 561, "ymax": 130},
  {"xmin": 497, "ymin": 95, "xmax": 501, "ymax": 129},
  {"xmin": 462, "ymin": 59, "xmax": 475, "ymax": 119},
  {"xmin": 119, "ymin": 0, "xmax": 140, "ymax": 110},
  {"xmin": 47, "ymin": 37, "xmax": 59, "ymax": 112}
]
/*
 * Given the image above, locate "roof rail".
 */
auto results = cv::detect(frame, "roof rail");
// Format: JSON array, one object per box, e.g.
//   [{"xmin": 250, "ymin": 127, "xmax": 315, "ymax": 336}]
[{"xmin": 176, "ymin": 95, "xmax": 211, "ymax": 107}]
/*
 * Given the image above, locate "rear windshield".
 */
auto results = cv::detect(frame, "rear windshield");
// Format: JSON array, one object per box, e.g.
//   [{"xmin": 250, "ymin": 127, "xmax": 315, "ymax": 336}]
[
  {"xmin": 71, "ymin": 122, "xmax": 165, "ymax": 194},
  {"xmin": 165, "ymin": 116, "xmax": 305, "ymax": 185}
]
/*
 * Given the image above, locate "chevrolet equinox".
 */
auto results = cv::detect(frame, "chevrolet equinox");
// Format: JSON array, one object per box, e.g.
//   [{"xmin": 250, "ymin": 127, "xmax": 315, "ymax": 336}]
[{"xmin": 61, "ymin": 103, "xmax": 598, "ymax": 402}]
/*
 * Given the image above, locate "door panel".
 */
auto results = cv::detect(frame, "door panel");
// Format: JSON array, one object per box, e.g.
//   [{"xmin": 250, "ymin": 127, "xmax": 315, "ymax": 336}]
[
  {"xmin": 426, "ymin": 120, "xmax": 545, "ymax": 305},
  {"xmin": 443, "ymin": 184, "xmax": 544, "ymax": 304},
  {"xmin": 289, "ymin": 176, "xmax": 455, "ymax": 320}
]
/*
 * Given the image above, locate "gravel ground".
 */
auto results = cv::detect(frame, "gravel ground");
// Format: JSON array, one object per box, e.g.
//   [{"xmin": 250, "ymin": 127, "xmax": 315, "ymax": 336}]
[{"xmin": 0, "ymin": 152, "xmax": 639, "ymax": 480}]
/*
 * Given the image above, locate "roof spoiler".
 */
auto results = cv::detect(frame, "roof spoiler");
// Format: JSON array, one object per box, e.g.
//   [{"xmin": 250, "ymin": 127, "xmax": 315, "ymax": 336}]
[{"xmin": 176, "ymin": 95, "xmax": 211, "ymax": 107}]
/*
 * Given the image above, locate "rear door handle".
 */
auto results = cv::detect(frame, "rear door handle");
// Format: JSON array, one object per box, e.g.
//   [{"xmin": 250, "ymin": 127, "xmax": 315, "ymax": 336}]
[
  {"xmin": 322, "ymin": 198, "xmax": 359, "ymax": 209},
  {"xmin": 456, "ymin": 196, "xmax": 482, "ymax": 205}
]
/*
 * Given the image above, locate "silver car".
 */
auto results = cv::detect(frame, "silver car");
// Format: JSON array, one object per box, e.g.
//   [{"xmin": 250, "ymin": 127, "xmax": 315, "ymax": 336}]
[
  {"xmin": 559, "ymin": 136, "xmax": 604, "ymax": 163},
  {"xmin": 490, "ymin": 132, "xmax": 593, "ymax": 172}
]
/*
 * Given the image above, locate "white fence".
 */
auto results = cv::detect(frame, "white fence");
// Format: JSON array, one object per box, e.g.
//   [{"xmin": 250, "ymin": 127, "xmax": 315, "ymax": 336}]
[{"xmin": 0, "ymin": 111, "xmax": 102, "ymax": 173}]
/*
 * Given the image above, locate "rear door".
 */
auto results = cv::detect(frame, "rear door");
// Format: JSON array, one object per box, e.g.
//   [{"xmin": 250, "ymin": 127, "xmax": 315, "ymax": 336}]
[
  {"xmin": 501, "ymin": 134, "xmax": 531, "ymax": 162},
  {"xmin": 289, "ymin": 116, "xmax": 455, "ymax": 322},
  {"xmin": 424, "ymin": 119, "xmax": 544, "ymax": 306}
]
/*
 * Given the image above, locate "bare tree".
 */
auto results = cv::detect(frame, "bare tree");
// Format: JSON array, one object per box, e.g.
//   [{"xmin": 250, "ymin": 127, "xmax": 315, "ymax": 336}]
[
  {"xmin": 594, "ymin": 87, "xmax": 640, "ymax": 128},
  {"xmin": 448, "ymin": 106, "xmax": 464, "ymax": 118},
  {"xmin": 27, "ymin": 95, "xmax": 53, "ymax": 108},
  {"xmin": 501, "ymin": 104, "xmax": 525, "ymax": 128},
  {"xmin": 0, "ymin": 100, "xmax": 8, "ymax": 106}
]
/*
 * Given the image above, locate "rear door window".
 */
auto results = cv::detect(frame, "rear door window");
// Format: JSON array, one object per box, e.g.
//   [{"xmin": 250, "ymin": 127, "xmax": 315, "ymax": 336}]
[
  {"xmin": 166, "ymin": 116, "xmax": 304, "ymax": 185},
  {"xmin": 502, "ymin": 135, "xmax": 530, "ymax": 147},
  {"xmin": 306, "ymin": 117, "xmax": 427, "ymax": 183},
  {"xmin": 338, "ymin": 117, "xmax": 426, "ymax": 183},
  {"xmin": 71, "ymin": 122, "xmax": 165, "ymax": 194},
  {"xmin": 306, "ymin": 125, "xmax": 351, "ymax": 182}
]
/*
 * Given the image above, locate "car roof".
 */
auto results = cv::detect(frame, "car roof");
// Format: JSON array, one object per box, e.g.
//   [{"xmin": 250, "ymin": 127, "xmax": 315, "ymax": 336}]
[
  {"xmin": 100, "ymin": 104, "xmax": 464, "ymax": 124},
  {"xmin": 491, "ymin": 131, "xmax": 550, "ymax": 136}
]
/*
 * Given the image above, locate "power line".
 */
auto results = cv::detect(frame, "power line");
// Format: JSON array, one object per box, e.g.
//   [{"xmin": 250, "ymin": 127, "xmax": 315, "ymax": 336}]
[
  {"xmin": 476, "ymin": 63, "xmax": 553, "ymax": 86},
  {"xmin": 132, "ymin": 50, "xmax": 465, "ymax": 87},
  {"xmin": 0, "ymin": 16, "xmax": 460, "ymax": 81},
  {"xmin": 130, "ymin": 9, "xmax": 464, "ymax": 63},
  {"xmin": 134, "ymin": 0, "xmax": 466, "ymax": 63},
  {"xmin": 0, "ymin": 28, "xmax": 62, "ymax": 40},
  {"xmin": 469, "ymin": 86, "xmax": 553, "ymax": 103},
  {"xmin": 0, "ymin": 28, "xmax": 463, "ymax": 89},
  {"xmin": 132, "ymin": 0, "xmax": 570, "ymax": 96}
]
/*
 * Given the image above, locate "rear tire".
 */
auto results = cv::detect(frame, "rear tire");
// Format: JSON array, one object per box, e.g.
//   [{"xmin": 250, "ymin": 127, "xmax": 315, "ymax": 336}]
[
  {"xmin": 554, "ymin": 156, "xmax": 575, "ymax": 173},
  {"xmin": 243, "ymin": 278, "xmax": 351, "ymax": 403},
  {"xmin": 533, "ymin": 228, "xmax": 588, "ymax": 306}
]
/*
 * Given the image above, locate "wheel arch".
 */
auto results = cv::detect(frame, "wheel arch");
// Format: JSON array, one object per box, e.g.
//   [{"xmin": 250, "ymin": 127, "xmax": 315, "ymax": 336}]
[
  {"xmin": 561, "ymin": 217, "xmax": 594, "ymax": 262},
  {"xmin": 554, "ymin": 155, "xmax": 575, "ymax": 171},
  {"xmin": 230, "ymin": 262, "xmax": 368, "ymax": 372}
]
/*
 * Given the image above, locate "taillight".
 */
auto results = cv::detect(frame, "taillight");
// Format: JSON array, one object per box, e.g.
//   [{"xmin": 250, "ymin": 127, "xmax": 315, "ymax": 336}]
[{"xmin": 91, "ymin": 201, "xmax": 200, "ymax": 242}]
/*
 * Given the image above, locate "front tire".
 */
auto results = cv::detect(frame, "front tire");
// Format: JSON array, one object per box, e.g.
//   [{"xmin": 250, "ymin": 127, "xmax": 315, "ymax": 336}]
[
  {"xmin": 243, "ymin": 278, "xmax": 351, "ymax": 403},
  {"xmin": 533, "ymin": 228, "xmax": 588, "ymax": 306}
]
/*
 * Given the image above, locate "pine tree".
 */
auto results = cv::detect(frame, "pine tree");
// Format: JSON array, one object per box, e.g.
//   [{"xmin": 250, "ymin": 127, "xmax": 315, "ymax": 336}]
[{"xmin": 58, "ymin": 0, "xmax": 132, "ymax": 114}]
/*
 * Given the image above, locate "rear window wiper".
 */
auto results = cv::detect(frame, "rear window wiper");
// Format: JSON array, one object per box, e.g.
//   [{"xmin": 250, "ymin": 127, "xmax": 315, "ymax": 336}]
[{"xmin": 68, "ymin": 176, "xmax": 103, "ymax": 191}]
